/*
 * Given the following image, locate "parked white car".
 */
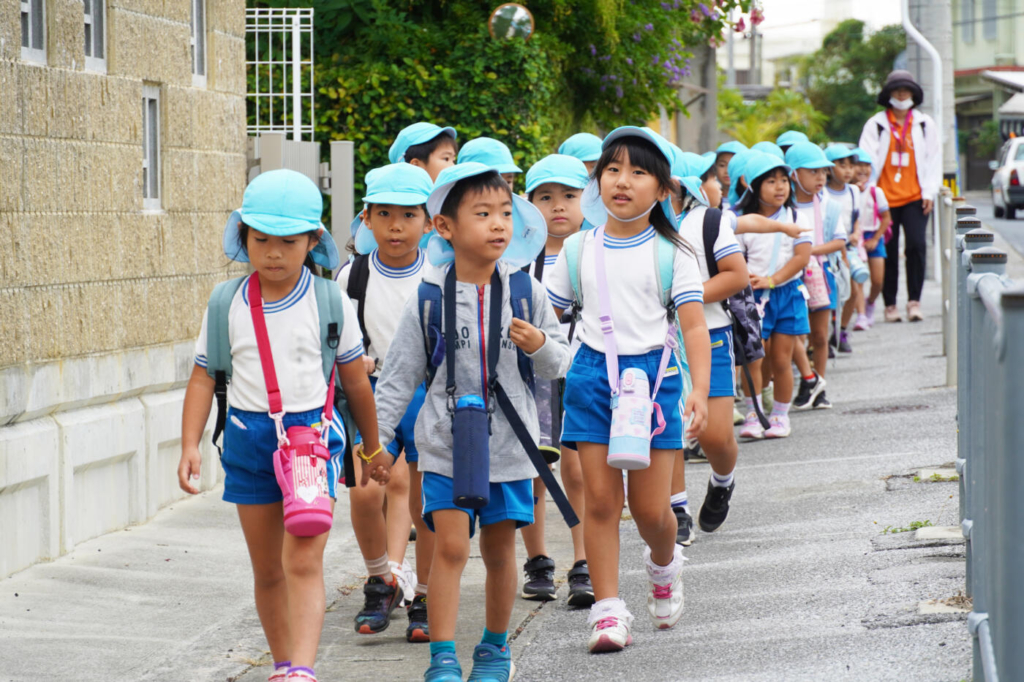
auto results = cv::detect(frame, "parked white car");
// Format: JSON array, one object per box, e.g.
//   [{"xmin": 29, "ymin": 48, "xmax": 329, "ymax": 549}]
[{"xmin": 990, "ymin": 138, "xmax": 1024, "ymax": 219}]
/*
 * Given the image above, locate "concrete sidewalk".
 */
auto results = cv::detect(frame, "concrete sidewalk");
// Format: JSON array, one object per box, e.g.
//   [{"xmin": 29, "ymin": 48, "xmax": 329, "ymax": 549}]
[{"xmin": 0, "ymin": 281, "xmax": 969, "ymax": 682}]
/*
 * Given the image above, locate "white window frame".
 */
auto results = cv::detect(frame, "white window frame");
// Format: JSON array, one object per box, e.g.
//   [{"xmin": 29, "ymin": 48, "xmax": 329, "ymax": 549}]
[
  {"xmin": 20, "ymin": 0, "xmax": 47, "ymax": 64},
  {"xmin": 190, "ymin": 0, "xmax": 207, "ymax": 87},
  {"xmin": 84, "ymin": 0, "xmax": 106, "ymax": 73},
  {"xmin": 142, "ymin": 86, "xmax": 162, "ymax": 212}
]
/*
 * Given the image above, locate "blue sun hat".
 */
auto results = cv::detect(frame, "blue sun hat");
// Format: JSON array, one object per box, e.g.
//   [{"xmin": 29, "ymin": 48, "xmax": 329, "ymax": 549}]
[
  {"xmin": 776, "ymin": 130, "xmax": 810, "ymax": 149},
  {"xmin": 457, "ymin": 137, "xmax": 522, "ymax": 174},
  {"xmin": 558, "ymin": 132, "xmax": 604, "ymax": 163},
  {"xmin": 744, "ymin": 153, "xmax": 792, "ymax": 186},
  {"xmin": 388, "ymin": 122, "xmax": 458, "ymax": 164},
  {"xmin": 784, "ymin": 141, "xmax": 833, "ymax": 171},
  {"xmin": 424, "ymin": 162, "xmax": 547, "ymax": 268},
  {"xmin": 223, "ymin": 169, "xmax": 339, "ymax": 269},
  {"xmin": 726, "ymin": 148, "xmax": 762, "ymax": 207},
  {"xmin": 751, "ymin": 141, "xmax": 786, "ymax": 161},
  {"xmin": 678, "ymin": 150, "xmax": 715, "ymax": 179},
  {"xmin": 666, "ymin": 145, "xmax": 711, "ymax": 209},
  {"xmin": 351, "ymin": 163, "xmax": 433, "ymax": 255},
  {"xmin": 716, "ymin": 140, "xmax": 747, "ymax": 156},
  {"xmin": 824, "ymin": 144, "xmax": 857, "ymax": 163},
  {"xmin": 852, "ymin": 147, "xmax": 873, "ymax": 166},
  {"xmin": 525, "ymin": 154, "xmax": 589, "ymax": 193}
]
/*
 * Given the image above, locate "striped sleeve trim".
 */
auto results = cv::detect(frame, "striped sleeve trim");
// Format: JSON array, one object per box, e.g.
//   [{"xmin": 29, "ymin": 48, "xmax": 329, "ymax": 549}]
[
  {"xmin": 673, "ymin": 291, "xmax": 705, "ymax": 308},
  {"xmin": 337, "ymin": 344, "xmax": 364, "ymax": 365},
  {"xmin": 194, "ymin": 354, "xmax": 208, "ymax": 368},
  {"xmin": 548, "ymin": 290, "xmax": 573, "ymax": 308},
  {"xmin": 713, "ymin": 244, "xmax": 742, "ymax": 260},
  {"xmin": 795, "ymin": 234, "xmax": 814, "ymax": 245}
]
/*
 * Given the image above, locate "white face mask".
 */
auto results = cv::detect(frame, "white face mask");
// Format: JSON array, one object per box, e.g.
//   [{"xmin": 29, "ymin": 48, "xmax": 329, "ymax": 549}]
[
  {"xmin": 889, "ymin": 96, "xmax": 914, "ymax": 111},
  {"xmin": 603, "ymin": 199, "xmax": 658, "ymax": 223}
]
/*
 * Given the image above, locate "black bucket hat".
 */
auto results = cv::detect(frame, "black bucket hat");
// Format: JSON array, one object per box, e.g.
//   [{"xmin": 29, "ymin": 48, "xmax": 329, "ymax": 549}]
[{"xmin": 877, "ymin": 69, "xmax": 924, "ymax": 108}]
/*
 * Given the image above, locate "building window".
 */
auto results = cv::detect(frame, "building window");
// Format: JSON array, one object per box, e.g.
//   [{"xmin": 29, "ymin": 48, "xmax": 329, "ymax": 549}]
[
  {"xmin": 191, "ymin": 0, "xmax": 207, "ymax": 86},
  {"xmin": 982, "ymin": 0, "xmax": 997, "ymax": 41},
  {"xmin": 84, "ymin": 0, "xmax": 105, "ymax": 72},
  {"xmin": 142, "ymin": 86, "xmax": 161, "ymax": 211},
  {"xmin": 20, "ymin": 0, "xmax": 46, "ymax": 63}
]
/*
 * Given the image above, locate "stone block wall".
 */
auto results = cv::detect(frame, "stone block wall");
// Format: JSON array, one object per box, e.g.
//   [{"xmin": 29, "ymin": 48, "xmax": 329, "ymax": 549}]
[{"xmin": 0, "ymin": 0, "xmax": 248, "ymax": 577}]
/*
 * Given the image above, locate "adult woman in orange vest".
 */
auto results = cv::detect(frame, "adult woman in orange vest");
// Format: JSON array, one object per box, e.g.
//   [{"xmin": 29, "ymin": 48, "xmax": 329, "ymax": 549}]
[{"xmin": 858, "ymin": 70, "xmax": 941, "ymax": 322}]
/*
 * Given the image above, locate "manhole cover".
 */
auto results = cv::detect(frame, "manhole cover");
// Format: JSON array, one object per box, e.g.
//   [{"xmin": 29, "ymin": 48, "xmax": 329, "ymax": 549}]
[{"xmin": 843, "ymin": 404, "xmax": 931, "ymax": 415}]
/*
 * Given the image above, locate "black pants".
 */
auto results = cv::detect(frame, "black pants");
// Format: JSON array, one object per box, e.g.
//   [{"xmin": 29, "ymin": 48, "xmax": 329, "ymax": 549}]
[{"xmin": 883, "ymin": 199, "xmax": 928, "ymax": 306}]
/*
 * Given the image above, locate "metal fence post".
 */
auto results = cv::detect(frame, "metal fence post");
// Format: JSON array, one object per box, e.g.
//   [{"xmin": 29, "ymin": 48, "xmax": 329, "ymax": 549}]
[
  {"xmin": 939, "ymin": 188, "xmax": 954, "ymax": 358},
  {"xmin": 329, "ymin": 140, "xmax": 355, "ymax": 258}
]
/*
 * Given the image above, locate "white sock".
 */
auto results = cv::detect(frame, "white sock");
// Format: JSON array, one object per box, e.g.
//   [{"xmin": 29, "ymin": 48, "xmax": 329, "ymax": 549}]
[
  {"xmin": 710, "ymin": 470, "xmax": 735, "ymax": 488},
  {"xmin": 771, "ymin": 401, "xmax": 791, "ymax": 416},
  {"xmin": 365, "ymin": 553, "xmax": 391, "ymax": 579},
  {"xmin": 416, "ymin": 582, "xmax": 428, "ymax": 595},
  {"xmin": 670, "ymin": 491, "xmax": 690, "ymax": 514}
]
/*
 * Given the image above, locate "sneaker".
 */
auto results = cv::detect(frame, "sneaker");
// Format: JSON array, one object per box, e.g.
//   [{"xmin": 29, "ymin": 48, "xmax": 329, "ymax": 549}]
[
  {"xmin": 521, "ymin": 555, "xmax": 556, "ymax": 601},
  {"xmin": 673, "ymin": 505, "xmax": 695, "ymax": 546},
  {"xmin": 853, "ymin": 314, "xmax": 870, "ymax": 331},
  {"xmin": 837, "ymin": 331, "xmax": 852, "ymax": 353},
  {"xmin": 792, "ymin": 373, "xmax": 826, "ymax": 411},
  {"xmin": 269, "ymin": 669, "xmax": 289, "ymax": 682},
  {"xmin": 682, "ymin": 439, "xmax": 706, "ymax": 463},
  {"xmin": 760, "ymin": 384, "xmax": 774, "ymax": 413},
  {"xmin": 698, "ymin": 479, "xmax": 734, "ymax": 533},
  {"xmin": 409, "ymin": 526, "xmax": 418, "ymax": 542},
  {"xmin": 567, "ymin": 560, "xmax": 596, "ymax": 608},
  {"xmin": 865, "ymin": 301, "xmax": 876, "ymax": 327},
  {"xmin": 406, "ymin": 594, "xmax": 430, "ymax": 643},
  {"xmin": 355, "ymin": 576, "xmax": 401, "ymax": 634},
  {"xmin": 286, "ymin": 669, "xmax": 317, "ymax": 682},
  {"xmin": 644, "ymin": 545, "xmax": 685, "ymax": 630},
  {"xmin": 739, "ymin": 411, "xmax": 764, "ymax": 440},
  {"xmin": 424, "ymin": 651, "xmax": 463, "ymax": 682},
  {"xmin": 764, "ymin": 414, "xmax": 791, "ymax": 439},
  {"xmin": 812, "ymin": 391, "xmax": 833, "ymax": 410},
  {"xmin": 828, "ymin": 345, "xmax": 835, "ymax": 359},
  {"xmin": 587, "ymin": 602, "xmax": 634, "ymax": 653},
  {"xmin": 885, "ymin": 305, "xmax": 902, "ymax": 322},
  {"xmin": 733, "ymin": 407, "xmax": 744, "ymax": 425},
  {"xmin": 907, "ymin": 301, "xmax": 924, "ymax": 322},
  {"xmin": 467, "ymin": 642, "xmax": 515, "ymax": 681},
  {"xmin": 390, "ymin": 560, "xmax": 416, "ymax": 607},
  {"xmin": 829, "ymin": 330, "xmax": 838, "ymax": 348}
]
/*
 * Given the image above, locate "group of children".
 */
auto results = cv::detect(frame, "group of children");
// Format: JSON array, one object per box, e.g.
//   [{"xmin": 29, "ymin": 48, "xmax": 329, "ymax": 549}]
[{"xmin": 175, "ymin": 120, "xmax": 893, "ymax": 682}]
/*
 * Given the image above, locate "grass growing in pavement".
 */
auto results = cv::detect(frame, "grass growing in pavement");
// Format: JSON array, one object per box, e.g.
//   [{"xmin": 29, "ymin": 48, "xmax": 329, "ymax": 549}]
[
  {"xmin": 913, "ymin": 472, "xmax": 960, "ymax": 483},
  {"xmin": 879, "ymin": 520, "xmax": 934, "ymax": 535}
]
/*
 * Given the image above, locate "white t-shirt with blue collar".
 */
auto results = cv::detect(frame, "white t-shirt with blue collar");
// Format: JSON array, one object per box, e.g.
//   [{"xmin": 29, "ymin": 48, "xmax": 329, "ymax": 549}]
[
  {"xmin": 736, "ymin": 207, "xmax": 813, "ymax": 285},
  {"xmin": 825, "ymin": 184, "xmax": 861, "ymax": 238},
  {"xmin": 795, "ymin": 190, "xmax": 847, "ymax": 246}
]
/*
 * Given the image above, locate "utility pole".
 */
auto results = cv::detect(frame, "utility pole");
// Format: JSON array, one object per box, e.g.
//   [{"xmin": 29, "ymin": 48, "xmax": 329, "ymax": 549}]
[
  {"xmin": 726, "ymin": 8, "xmax": 736, "ymax": 88},
  {"xmin": 907, "ymin": 0, "xmax": 958, "ymax": 187}
]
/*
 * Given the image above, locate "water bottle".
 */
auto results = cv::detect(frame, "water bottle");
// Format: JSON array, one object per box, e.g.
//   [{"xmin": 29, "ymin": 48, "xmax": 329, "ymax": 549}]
[{"xmin": 452, "ymin": 394, "xmax": 490, "ymax": 509}]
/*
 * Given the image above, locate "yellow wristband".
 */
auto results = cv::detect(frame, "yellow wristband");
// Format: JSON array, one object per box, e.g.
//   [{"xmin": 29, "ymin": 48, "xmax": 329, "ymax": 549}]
[
  {"xmin": 358, "ymin": 444, "xmax": 384, "ymax": 464},
  {"xmin": 768, "ymin": 276, "xmax": 775, "ymax": 289}
]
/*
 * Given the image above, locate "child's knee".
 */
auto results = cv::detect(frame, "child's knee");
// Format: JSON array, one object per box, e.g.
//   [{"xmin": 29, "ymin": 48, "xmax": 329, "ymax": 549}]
[
  {"xmin": 433, "ymin": 532, "xmax": 470, "ymax": 566},
  {"xmin": 282, "ymin": 545, "xmax": 324, "ymax": 579},
  {"xmin": 252, "ymin": 564, "xmax": 286, "ymax": 591},
  {"xmin": 630, "ymin": 503, "xmax": 673, "ymax": 534}
]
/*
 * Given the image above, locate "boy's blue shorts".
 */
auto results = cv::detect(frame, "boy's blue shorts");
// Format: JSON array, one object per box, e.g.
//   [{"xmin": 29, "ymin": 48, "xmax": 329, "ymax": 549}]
[
  {"xmin": 560, "ymin": 344, "xmax": 684, "ymax": 451},
  {"xmin": 864, "ymin": 231, "xmax": 887, "ymax": 259},
  {"xmin": 221, "ymin": 407, "xmax": 346, "ymax": 505},
  {"xmin": 421, "ymin": 472, "xmax": 534, "ymax": 538},
  {"xmin": 810, "ymin": 266, "xmax": 838, "ymax": 313},
  {"xmin": 709, "ymin": 326, "xmax": 737, "ymax": 398},
  {"xmin": 755, "ymin": 280, "xmax": 811, "ymax": 338},
  {"xmin": 358, "ymin": 377, "xmax": 426, "ymax": 463}
]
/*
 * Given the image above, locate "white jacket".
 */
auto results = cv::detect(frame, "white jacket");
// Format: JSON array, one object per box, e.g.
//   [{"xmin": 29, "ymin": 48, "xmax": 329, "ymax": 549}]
[{"xmin": 858, "ymin": 109, "xmax": 942, "ymax": 202}]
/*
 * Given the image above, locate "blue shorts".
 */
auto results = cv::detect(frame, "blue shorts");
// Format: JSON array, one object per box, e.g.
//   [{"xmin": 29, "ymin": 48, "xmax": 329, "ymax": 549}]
[
  {"xmin": 222, "ymin": 407, "xmax": 346, "ymax": 505},
  {"xmin": 810, "ymin": 266, "xmax": 838, "ymax": 313},
  {"xmin": 755, "ymin": 280, "xmax": 811, "ymax": 338},
  {"xmin": 709, "ymin": 326, "xmax": 737, "ymax": 398},
  {"xmin": 864, "ymin": 231, "xmax": 887, "ymax": 259},
  {"xmin": 561, "ymin": 344, "xmax": 684, "ymax": 451},
  {"xmin": 360, "ymin": 377, "xmax": 426, "ymax": 463},
  {"xmin": 421, "ymin": 472, "xmax": 534, "ymax": 538}
]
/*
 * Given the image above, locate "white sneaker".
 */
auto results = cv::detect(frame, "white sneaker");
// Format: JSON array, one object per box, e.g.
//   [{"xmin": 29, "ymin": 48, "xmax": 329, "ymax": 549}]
[
  {"xmin": 390, "ymin": 560, "xmax": 415, "ymax": 606},
  {"xmin": 739, "ymin": 411, "xmax": 764, "ymax": 440},
  {"xmin": 764, "ymin": 414, "xmax": 791, "ymax": 439},
  {"xmin": 587, "ymin": 599, "xmax": 634, "ymax": 653},
  {"xmin": 268, "ymin": 670, "xmax": 288, "ymax": 682},
  {"xmin": 644, "ymin": 545, "xmax": 685, "ymax": 630}
]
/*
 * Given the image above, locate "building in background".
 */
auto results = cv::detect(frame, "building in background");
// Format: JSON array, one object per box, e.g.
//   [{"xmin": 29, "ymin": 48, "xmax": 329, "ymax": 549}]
[{"xmin": 0, "ymin": 0, "xmax": 247, "ymax": 578}]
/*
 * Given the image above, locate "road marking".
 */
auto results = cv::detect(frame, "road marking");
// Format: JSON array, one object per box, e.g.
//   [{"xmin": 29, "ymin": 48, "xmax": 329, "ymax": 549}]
[{"xmin": 736, "ymin": 452, "xmax": 921, "ymax": 471}]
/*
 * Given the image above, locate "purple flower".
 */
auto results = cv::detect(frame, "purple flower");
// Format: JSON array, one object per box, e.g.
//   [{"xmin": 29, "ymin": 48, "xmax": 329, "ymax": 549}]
[
  {"xmin": 663, "ymin": 60, "xmax": 672, "ymax": 69},
  {"xmin": 626, "ymin": 57, "xmax": 634, "ymax": 65},
  {"xmin": 632, "ymin": 78, "xmax": 638, "ymax": 85},
  {"xmin": 661, "ymin": 2, "xmax": 670, "ymax": 9},
  {"xmin": 633, "ymin": 32, "xmax": 641, "ymax": 42},
  {"xmin": 652, "ymin": 53, "xmax": 661, "ymax": 65},
  {"xmin": 690, "ymin": 9, "xmax": 701, "ymax": 21},
  {"xmin": 600, "ymin": 85, "xmax": 607, "ymax": 92},
  {"xmin": 599, "ymin": 55, "xmax": 611, "ymax": 61},
  {"xmin": 644, "ymin": 23, "xmax": 654, "ymax": 30},
  {"xmin": 616, "ymin": 85, "xmax": 624, "ymax": 98},
  {"xmin": 699, "ymin": 3, "xmax": 712, "ymax": 17},
  {"xmin": 590, "ymin": 44, "xmax": 597, "ymax": 56}
]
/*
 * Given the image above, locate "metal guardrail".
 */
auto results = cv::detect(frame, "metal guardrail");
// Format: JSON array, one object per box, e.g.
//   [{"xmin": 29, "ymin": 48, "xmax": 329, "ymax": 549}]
[{"xmin": 947, "ymin": 202, "xmax": 1024, "ymax": 682}]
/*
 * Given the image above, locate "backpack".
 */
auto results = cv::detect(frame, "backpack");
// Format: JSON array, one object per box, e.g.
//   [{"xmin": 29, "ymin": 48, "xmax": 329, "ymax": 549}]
[
  {"xmin": 205, "ymin": 273, "xmax": 358, "ymax": 487},
  {"xmin": 344, "ymin": 254, "xmax": 372, "ymax": 353}
]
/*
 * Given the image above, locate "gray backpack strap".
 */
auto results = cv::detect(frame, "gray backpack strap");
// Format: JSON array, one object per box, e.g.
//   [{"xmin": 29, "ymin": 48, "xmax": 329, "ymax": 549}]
[
  {"xmin": 205, "ymin": 276, "xmax": 246, "ymax": 454},
  {"xmin": 312, "ymin": 275, "xmax": 346, "ymax": 386}
]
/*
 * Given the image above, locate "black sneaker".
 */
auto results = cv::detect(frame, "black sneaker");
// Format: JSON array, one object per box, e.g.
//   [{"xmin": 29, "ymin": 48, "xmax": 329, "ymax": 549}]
[
  {"xmin": 698, "ymin": 479, "xmax": 735, "ymax": 533},
  {"xmin": 683, "ymin": 440, "xmax": 707, "ymax": 463},
  {"xmin": 355, "ymin": 576, "xmax": 401, "ymax": 634},
  {"xmin": 792, "ymin": 373, "xmax": 825, "ymax": 411},
  {"xmin": 837, "ymin": 331, "xmax": 853, "ymax": 353},
  {"xmin": 409, "ymin": 526, "xmax": 417, "ymax": 542},
  {"xmin": 522, "ymin": 555, "xmax": 556, "ymax": 601},
  {"xmin": 673, "ymin": 505, "xmax": 696, "ymax": 546},
  {"xmin": 405, "ymin": 593, "xmax": 430, "ymax": 643},
  {"xmin": 566, "ymin": 560, "xmax": 595, "ymax": 608},
  {"xmin": 828, "ymin": 345, "xmax": 835, "ymax": 359},
  {"xmin": 813, "ymin": 391, "xmax": 833, "ymax": 410}
]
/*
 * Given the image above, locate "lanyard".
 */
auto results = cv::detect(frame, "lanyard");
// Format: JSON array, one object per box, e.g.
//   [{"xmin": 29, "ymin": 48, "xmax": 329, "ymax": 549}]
[{"xmin": 888, "ymin": 110, "xmax": 913, "ymax": 169}]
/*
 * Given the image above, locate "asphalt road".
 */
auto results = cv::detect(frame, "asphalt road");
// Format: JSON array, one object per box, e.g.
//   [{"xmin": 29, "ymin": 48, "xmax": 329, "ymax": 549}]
[{"xmin": 963, "ymin": 190, "xmax": 1024, "ymax": 259}]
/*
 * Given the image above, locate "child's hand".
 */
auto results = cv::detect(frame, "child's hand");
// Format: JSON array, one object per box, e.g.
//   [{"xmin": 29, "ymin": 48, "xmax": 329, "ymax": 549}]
[
  {"xmin": 177, "ymin": 447, "xmax": 202, "ymax": 494},
  {"xmin": 749, "ymin": 274, "xmax": 769, "ymax": 290},
  {"xmin": 779, "ymin": 221, "xmax": 812, "ymax": 239},
  {"xmin": 849, "ymin": 231, "xmax": 862, "ymax": 247},
  {"xmin": 510, "ymin": 318, "xmax": 545, "ymax": 354},
  {"xmin": 683, "ymin": 392, "xmax": 708, "ymax": 439},
  {"xmin": 362, "ymin": 355, "xmax": 376, "ymax": 375},
  {"xmin": 864, "ymin": 234, "xmax": 880, "ymax": 250},
  {"xmin": 358, "ymin": 444, "xmax": 392, "ymax": 487}
]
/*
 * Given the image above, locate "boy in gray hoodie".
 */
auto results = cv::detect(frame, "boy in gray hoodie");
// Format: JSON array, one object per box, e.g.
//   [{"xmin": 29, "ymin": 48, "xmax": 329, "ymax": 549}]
[{"xmin": 373, "ymin": 163, "xmax": 572, "ymax": 681}]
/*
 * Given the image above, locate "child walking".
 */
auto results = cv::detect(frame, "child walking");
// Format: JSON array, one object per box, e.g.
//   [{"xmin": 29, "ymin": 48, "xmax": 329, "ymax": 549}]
[
  {"xmin": 372, "ymin": 163, "xmax": 573, "ymax": 681},
  {"xmin": 389, "ymin": 122, "xmax": 459, "ymax": 181},
  {"xmin": 559, "ymin": 132, "xmax": 604, "ymax": 174},
  {"xmin": 519, "ymin": 154, "xmax": 594, "ymax": 606},
  {"xmin": 458, "ymin": 137, "xmax": 523, "ymax": 191},
  {"xmin": 545, "ymin": 127, "xmax": 711, "ymax": 652},
  {"xmin": 824, "ymin": 145, "xmax": 862, "ymax": 354},
  {"xmin": 854, "ymin": 148, "xmax": 893, "ymax": 328},
  {"xmin": 734, "ymin": 154, "xmax": 812, "ymax": 440},
  {"xmin": 336, "ymin": 162, "xmax": 435, "ymax": 642},
  {"xmin": 177, "ymin": 170, "xmax": 387, "ymax": 682}
]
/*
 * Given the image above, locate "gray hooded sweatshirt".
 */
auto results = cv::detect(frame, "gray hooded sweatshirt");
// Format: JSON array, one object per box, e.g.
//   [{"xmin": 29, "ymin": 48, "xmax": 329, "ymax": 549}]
[{"xmin": 374, "ymin": 261, "xmax": 573, "ymax": 482}]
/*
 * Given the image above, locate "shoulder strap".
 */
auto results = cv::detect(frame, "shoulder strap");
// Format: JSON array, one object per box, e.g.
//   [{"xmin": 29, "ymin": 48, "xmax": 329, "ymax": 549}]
[
  {"xmin": 653, "ymin": 234, "xmax": 675, "ymax": 313},
  {"xmin": 876, "ymin": 122, "xmax": 885, "ymax": 136},
  {"xmin": 346, "ymin": 254, "xmax": 371, "ymax": 352},
  {"xmin": 564, "ymin": 231, "xmax": 585, "ymax": 309},
  {"xmin": 702, "ymin": 208, "xmax": 722, "ymax": 278},
  {"xmin": 206, "ymin": 275, "xmax": 247, "ymax": 455},
  {"xmin": 870, "ymin": 186, "xmax": 880, "ymax": 225},
  {"xmin": 418, "ymin": 280, "xmax": 445, "ymax": 388},
  {"xmin": 312, "ymin": 274, "xmax": 345, "ymax": 387},
  {"xmin": 508, "ymin": 270, "xmax": 536, "ymax": 394},
  {"xmin": 523, "ymin": 251, "xmax": 545, "ymax": 282},
  {"xmin": 847, "ymin": 186, "xmax": 858, "ymax": 228}
]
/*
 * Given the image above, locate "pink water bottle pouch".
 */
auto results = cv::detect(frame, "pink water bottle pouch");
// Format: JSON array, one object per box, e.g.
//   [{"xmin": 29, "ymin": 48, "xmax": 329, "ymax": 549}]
[
  {"xmin": 607, "ymin": 367, "xmax": 657, "ymax": 471},
  {"xmin": 273, "ymin": 425, "xmax": 334, "ymax": 537}
]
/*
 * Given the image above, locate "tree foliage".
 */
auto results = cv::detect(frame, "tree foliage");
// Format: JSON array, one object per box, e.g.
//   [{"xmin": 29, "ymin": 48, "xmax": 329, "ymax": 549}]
[
  {"xmin": 718, "ymin": 85, "xmax": 828, "ymax": 147},
  {"xmin": 800, "ymin": 19, "xmax": 905, "ymax": 143}
]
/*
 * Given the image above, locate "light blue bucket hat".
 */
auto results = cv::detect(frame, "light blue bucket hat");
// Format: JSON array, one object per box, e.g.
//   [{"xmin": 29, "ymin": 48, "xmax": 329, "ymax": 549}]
[
  {"xmin": 824, "ymin": 144, "xmax": 857, "ymax": 163},
  {"xmin": 744, "ymin": 153, "xmax": 793, "ymax": 186},
  {"xmin": 726, "ymin": 149, "xmax": 762, "ymax": 207},
  {"xmin": 751, "ymin": 141, "xmax": 786, "ymax": 161},
  {"xmin": 525, "ymin": 154, "xmax": 590, "ymax": 193},
  {"xmin": 424, "ymin": 162, "xmax": 547, "ymax": 268},
  {"xmin": 784, "ymin": 141, "xmax": 834, "ymax": 171},
  {"xmin": 558, "ymin": 132, "xmax": 604, "ymax": 162},
  {"xmin": 716, "ymin": 140, "xmax": 748, "ymax": 156},
  {"xmin": 388, "ymin": 122, "xmax": 458, "ymax": 164},
  {"xmin": 776, "ymin": 130, "xmax": 809, "ymax": 148},
  {"xmin": 852, "ymin": 147, "xmax": 873, "ymax": 166},
  {"xmin": 352, "ymin": 163, "xmax": 434, "ymax": 255},
  {"xmin": 457, "ymin": 137, "xmax": 522, "ymax": 174},
  {"xmin": 223, "ymin": 169, "xmax": 339, "ymax": 270}
]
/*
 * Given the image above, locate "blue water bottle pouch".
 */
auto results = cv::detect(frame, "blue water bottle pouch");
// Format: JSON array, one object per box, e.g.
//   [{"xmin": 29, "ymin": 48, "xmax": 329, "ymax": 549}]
[{"xmin": 452, "ymin": 395, "xmax": 490, "ymax": 509}]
